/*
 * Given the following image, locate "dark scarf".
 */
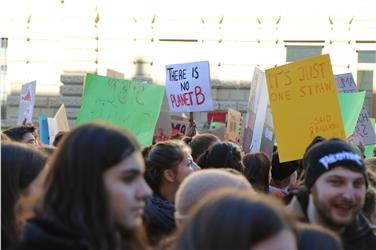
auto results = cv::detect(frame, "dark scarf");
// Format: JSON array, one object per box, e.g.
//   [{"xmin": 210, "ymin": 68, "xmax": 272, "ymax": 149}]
[{"xmin": 143, "ymin": 195, "xmax": 176, "ymax": 245}]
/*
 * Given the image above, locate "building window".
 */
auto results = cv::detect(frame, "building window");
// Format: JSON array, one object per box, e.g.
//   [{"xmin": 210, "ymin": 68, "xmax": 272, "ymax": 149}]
[
  {"xmin": 0, "ymin": 38, "xmax": 8, "ymax": 49},
  {"xmin": 357, "ymin": 70, "xmax": 373, "ymax": 116},
  {"xmin": 358, "ymin": 50, "xmax": 376, "ymax": 63},
  {"xmin": 286, "ymin": 45, "xmax": 323, "ymax": 62}
]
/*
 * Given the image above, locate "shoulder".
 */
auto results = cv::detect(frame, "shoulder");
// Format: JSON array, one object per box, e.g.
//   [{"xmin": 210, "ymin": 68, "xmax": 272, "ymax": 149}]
[{"xmin": 15, "ymin": 218, "xmax": 90, "ymax": 250}]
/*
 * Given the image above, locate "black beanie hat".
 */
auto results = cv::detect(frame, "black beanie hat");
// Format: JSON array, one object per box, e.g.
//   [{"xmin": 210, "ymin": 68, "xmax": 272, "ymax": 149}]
[
  {"xmin": 271, "ymin": 151, "xmax": 300, "ymax": 181},
  {"xmin": 304, "ymin": 137, "xmax": 367, "ymax": 190}
]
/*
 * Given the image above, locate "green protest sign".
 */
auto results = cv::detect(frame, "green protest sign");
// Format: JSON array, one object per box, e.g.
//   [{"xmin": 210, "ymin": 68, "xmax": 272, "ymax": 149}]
[
  {"xmin": 339, "ymin": 92, "xmax": 365, "ymax": 137},
  {"xmin": 365, "ymin": 118, "xmax": 375, "ymax": 158},
  {"xmin": 76, "ymin": 74, "xmax": 165, "ymax": 146}
]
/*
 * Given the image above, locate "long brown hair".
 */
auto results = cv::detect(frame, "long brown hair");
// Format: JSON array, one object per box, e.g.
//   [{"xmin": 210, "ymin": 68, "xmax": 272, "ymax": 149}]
[{"xmin": 2, "ymin": 142, "xmax": 47, "ymax": 248}]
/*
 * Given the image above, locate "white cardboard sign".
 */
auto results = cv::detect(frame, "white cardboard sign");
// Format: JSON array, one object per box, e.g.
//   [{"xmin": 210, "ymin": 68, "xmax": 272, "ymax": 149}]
[
  {"xmin": 165, "ymin": 61, "xmax": 213, "ymax": 112},
  {"xmin": 17, "ymin": 81, "xmax": 36, "ymax": 125}
]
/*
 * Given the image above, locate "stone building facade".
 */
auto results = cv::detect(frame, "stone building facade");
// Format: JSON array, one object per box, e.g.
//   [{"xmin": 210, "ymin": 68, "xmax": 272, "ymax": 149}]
[{"xmin": 1, "ymin": 0, "xmax": 375, "ymax": 129}]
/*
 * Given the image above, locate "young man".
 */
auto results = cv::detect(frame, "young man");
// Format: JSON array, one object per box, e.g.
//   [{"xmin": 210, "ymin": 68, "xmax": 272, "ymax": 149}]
[
  {"xmin": 2, "ymin": 125, "xmax": 39, "ymax": 145},
  {"xmin": 287, "ymin": 138, "xmax": 376, "ymax": 250}
]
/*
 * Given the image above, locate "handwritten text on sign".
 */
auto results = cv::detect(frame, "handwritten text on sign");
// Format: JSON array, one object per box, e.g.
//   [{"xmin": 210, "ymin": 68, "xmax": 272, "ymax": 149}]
[
  {"xmin": 76, "ymin": 74, "xmax": 165, "ymax": 146},
  {"xmin": 266, "ymin": 54, "xmax": 346, "ymax": 162},
  {"xmin": 165, "ymin": 61, "xmax": 213, "ymax": 112},
  {"xmin": 335, "ymin": 73, "xmax": 376, "ymax": 145}
]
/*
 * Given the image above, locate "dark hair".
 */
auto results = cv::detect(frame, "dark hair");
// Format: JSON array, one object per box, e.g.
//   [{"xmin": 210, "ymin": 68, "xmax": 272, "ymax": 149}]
[
  {"xmin": 271, "ymin": 150, "xmax": 299, "ymax": 182},
  {"xmin": 197, "ymin": 142, "xmax": 244, "ymax": 173},
  {"xmin": 175, "ymin": 189, "xmax": 296, "ymax": 250},
  {"xmin": 297, "ymin": 223, "xmax": 342, "ymax": 250},
  {"xmin": 1, "ymin": 141, "xmax": 47, "ymax": 249},
  {"xmin": 16, "ymin": 122, "xmax": 144, "ymax": 250},
  {"xmin": 3, "ymin": 125, "xmax": 36, "ymax": 142},
  {"xmin": 52, "ymin": 131, "xmax": 67, "ymax": 147},
  {"xmin": 242, "ymin": 152, "xmax": 271, "ymax": 193},
  {"xmin": 144, "ymin": 140, "xmax": 191, "ymax": 195},
  {"xmin": 189, "ymin": 133, "xmax": 220, "ymax": 162}
]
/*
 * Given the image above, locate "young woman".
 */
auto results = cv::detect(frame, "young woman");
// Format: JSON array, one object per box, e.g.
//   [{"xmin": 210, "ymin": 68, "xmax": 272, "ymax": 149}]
[
  {"xmin": 242, "ymin": 152, "xmax": 271, "ymax": 193},
  {"xmin": 197, "ymin": 141, "xmax": 244, "ymax": 173},
  {"xmin": 1, "ymin": 142, "xmax": 47, "ymax": 249},
  {"xmin": 13, "ymin": 122, "xmax": 152, "ymax": 250},
  {"xmin": 143, "ymin": 140, "xmax": 200, "ymax": 246},
  {"xmin": 175, "ymin": 189, "xmax": 297, "ymax": 250}
]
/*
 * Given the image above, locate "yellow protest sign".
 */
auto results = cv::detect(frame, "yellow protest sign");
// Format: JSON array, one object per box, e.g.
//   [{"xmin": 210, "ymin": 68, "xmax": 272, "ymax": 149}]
[
  {"xmin": 265, "ymin": 54, "xmax": 345, "ymax": 162},
  {"xmin": 225, "ymin": 108, "xmax": 241, "ymax": 142}
]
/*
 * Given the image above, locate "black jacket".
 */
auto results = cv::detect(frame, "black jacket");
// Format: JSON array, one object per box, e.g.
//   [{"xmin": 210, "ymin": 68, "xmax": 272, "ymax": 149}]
[
  {"xmin": 287, "ymin": 187, "xmax": 376, "ymax": 250},
  {"xmin": 10, "ymin": 218, "xmax": 90, "ymax": 250}
]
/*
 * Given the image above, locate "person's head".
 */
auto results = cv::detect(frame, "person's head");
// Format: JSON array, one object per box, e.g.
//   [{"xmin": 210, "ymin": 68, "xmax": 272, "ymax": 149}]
[
  {"xmin": 175, "ymin": 189, "xmax": 297, "ymax": 250},
  {"xmin": 189, "ymin": 133, "xmax": 220, "ymax": 162},
  {"xmin": 1, "ymin": 141, "xmax": 47, "ymax": 247},
  {"xmin": 3, "ymin": 125, "xmax": 37, "ymax": 145},
  {"xmin": 144, "ymin": 140, "xmax": 200, "ymax": 202},
  {"xmin": 297, "ymin": 223, "xmax": 342, "ymax": 250},
  {"xmin": 18, "ymin": 122, "xmax": 152, "ymax": 249},
  {"xmin": 242, "ymin": 152, "xmax": 271, "ymax": 193},
  {"xmin": 174, "ymin": 169, "xmax": 254, "ymax": 226},
  {"xmin": 197, "ymin": 141, "xmax": 244, "ymax": 173},
  {"xmin": 303, "ymin": 138, "xmax": 368, "ymax": 230},
  {"xmin": 52, "ymin": 131, "xmax": 67, "ymax": 147},
  {"xmin": 271, "ymin": 151, "xmax": 300, "ymax": 188}
]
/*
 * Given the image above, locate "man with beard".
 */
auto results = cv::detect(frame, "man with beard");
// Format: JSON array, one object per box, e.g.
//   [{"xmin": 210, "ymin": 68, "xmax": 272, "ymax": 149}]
[{"xmin": 287, "ymin": 137, "xmax": 376, "ymax": 250}]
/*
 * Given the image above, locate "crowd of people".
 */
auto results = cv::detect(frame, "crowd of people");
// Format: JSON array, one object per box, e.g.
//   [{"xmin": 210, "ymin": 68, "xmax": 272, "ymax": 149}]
[{"xmin": 2, "ymin": 121, "xmax": 376, "ymax": 250}]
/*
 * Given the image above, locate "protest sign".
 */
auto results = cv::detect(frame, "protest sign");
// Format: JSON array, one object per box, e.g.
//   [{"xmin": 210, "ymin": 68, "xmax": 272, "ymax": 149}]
[
  {"xmin": 47, "ymin": 104, "xmax": 70, "ymax": 145},
  {"xmin": 259, "ymin": 104, "xmax": 275, "ymax": 158},
  {"xmin": 38, "ymin": 115, "xmax": 49, "ymax": 145},
  {"xmin": 238, "ymin": 113, "xmax": 246, "ymax": 146},
  {"xmin": 165, "ymin": 61, "xmax": 213, "ymax": 112},
  {"xmin": 17, "ymin": 81, "xmax": 36, "ymax": 125},
  {"xmin": 335, "ymin": 73, "xmax": 376, "ymax": 145},
  {"xmin": 364, "ymin": 118, "xmax": 375, "ymax": 158},
  {"xmin": 225, "ymin": 108, "xmax": 241, "ymax": 142},
  {"xmin": 154, "ymin": 111, "xmax": 172, "ymax": 137},
  {"xmin": 106, "ymin": 69, "xmax": 124, "ymax": 79},
  {"xmin": 76, "ymin": 74, "xmax": 165, "ymax": 146},
  {"xmin": 266, "ymin": 54, "xmax": 345, "ymax": 162},
  {"xmin": 335, "ymin": 73, "xmax": 357, "ymax": 93},
  {"xmin": 171, "ymin": 114, "xmax": 191, "ymax": 135},
  {"xmin": 243, "ymin": 68, "xmax": 269, "ymax": 153},
  {"xmin": 339, "ymin": 92, "xmax": 365, "ymax": 137},
  {"xmin": 55, "ymin": 104, "xmax": 70, "ymax": 132},
  {"xmin": 47, "ymin": 117, "xmax": 58, "ymax": 146}
]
